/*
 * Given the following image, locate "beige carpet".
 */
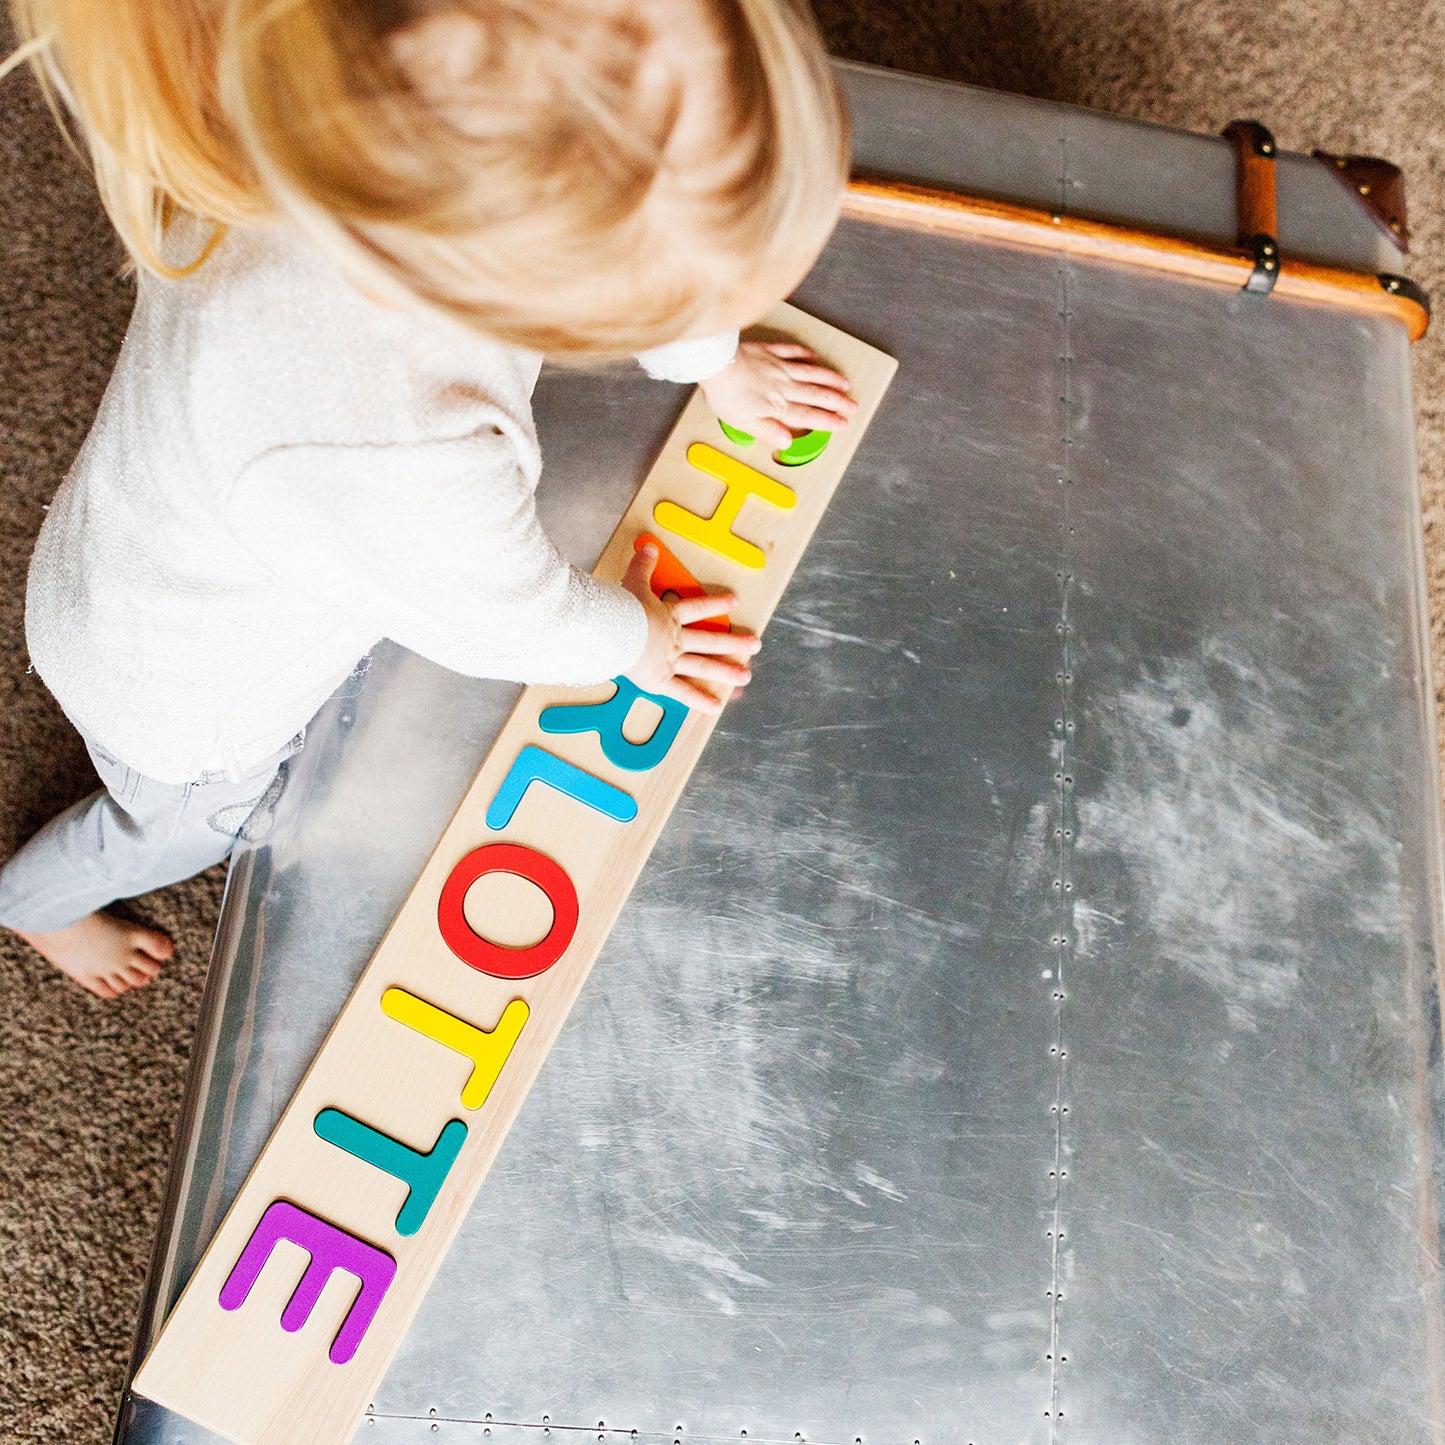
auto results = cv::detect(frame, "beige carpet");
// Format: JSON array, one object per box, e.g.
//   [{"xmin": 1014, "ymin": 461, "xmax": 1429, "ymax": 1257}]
[{"xmin": 2, "ymin": 2, "xmax": 1444, "ymax": 1438}]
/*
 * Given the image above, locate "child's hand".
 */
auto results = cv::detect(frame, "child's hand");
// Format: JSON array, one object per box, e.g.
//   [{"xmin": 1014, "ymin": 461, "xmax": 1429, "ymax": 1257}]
[
  {"xmin": 700, "ymin": 341, "xmax": 858, "ymax": 451},
  {"xmin": 621, "ymin": 543, "xmax": 761, "ymax": 714}
]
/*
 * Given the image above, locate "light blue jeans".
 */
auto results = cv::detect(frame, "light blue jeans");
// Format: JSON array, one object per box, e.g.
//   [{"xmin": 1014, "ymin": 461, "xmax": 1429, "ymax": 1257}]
[{"xmin": 0, "ymin": 732, "xmax": 302, "ymax": 933}]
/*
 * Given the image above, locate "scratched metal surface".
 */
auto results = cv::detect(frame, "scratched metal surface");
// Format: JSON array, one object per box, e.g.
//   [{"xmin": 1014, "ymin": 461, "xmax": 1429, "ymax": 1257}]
[
  {"xmin": 114, "ymin": 68, "xmax": 1443, "ymax": 1445},
  {"xmin": 1054, "ymin": 261, "xmax": 1445, "ymax": 1441}
]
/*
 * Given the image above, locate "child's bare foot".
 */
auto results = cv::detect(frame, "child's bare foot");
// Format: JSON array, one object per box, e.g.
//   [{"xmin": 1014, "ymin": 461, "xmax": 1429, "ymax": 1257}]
[{"xmin": 15, "ymin": 911, "xmax": 174, "ymax": 999}]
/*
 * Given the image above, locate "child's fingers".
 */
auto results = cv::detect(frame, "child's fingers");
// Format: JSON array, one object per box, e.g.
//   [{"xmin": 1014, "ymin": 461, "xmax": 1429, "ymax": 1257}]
[
  {"xmin": 672, "ymin": 592, "xmax": 738, "ymax": 625},
  {"xmin": 782, "ymin": 361, "xmax": 853, "ymax": 392},
  {"xmin": 755, "ymin": 418, "xmax": 795, "ymax": 450},
  {"xmin": 679, "ymin": 627, "xmax": 760, "ymax": 657},
  {"xmin": 675, "ymin": 653, "xmax": 752, "ymax": 687},
  {"xmin": 764, "ymin": 342, "xmax": 818, "ymax": 361},
  {"xmin": 654, "ymin": 676, "xmax": 725, "ymax": 713},
  {"xmin": 785, "ymin": 380, "xmax": 859, "ymax": 416},
  {"xmin": 623, "ymin": 541, "xmax": 659, "ymax": 593},
  {"xmin": 781, "ymin": 401, "xmax": 852, "ymax": 432}
]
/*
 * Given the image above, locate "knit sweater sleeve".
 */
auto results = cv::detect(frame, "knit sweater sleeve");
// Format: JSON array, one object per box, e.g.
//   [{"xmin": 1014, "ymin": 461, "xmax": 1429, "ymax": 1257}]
[
  {"xmin": 222, "ymin": 430, "xmax": 648, "ymax": 686},
  {"xmin": 635, "ymin": 330, "xmax": 739, "ymax": 383}
]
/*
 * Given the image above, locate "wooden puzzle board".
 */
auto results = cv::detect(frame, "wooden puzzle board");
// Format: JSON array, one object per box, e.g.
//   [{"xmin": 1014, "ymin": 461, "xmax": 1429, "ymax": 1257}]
[{"xmin": 132, "ymin": 301, "xmax": 896, "ymax": 1445}]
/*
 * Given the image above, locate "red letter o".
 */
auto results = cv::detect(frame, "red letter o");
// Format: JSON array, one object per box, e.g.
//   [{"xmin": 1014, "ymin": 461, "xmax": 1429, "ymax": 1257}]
[{"xmin": 437, "ymin": 843, "xmax": 579, "ymax": 980}]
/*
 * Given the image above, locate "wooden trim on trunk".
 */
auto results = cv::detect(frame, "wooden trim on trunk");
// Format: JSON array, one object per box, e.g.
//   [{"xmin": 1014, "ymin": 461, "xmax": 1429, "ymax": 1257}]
[{"xmin": 843, "ymin": 175, "xmax": 1430, "ymax": 342}]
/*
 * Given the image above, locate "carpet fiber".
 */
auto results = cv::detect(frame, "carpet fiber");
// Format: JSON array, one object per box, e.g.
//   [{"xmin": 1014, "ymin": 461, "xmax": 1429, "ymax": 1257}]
[{"xmin": 2, "ymin": 2, "xmax": 1443, "ymax": 1438}]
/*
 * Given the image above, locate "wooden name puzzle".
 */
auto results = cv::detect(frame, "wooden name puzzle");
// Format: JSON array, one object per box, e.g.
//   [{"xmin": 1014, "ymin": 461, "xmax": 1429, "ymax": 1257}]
[{"xmin": 133, "ymin": 302, "xmax": 897, "ymax": 1445}]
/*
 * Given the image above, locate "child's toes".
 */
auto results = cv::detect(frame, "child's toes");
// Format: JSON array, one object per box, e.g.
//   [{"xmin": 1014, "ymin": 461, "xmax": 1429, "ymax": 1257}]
[
  {"xmin": 88, "ymin": 975, "xmax": 119, "ymax": 1000},
  {"xmin": 127, "ymin": 956, "xmax": 162, "ymax": 986},
  {"xmin": 135, "ymin": 927, "xmax": 174, "ymax": 963}
]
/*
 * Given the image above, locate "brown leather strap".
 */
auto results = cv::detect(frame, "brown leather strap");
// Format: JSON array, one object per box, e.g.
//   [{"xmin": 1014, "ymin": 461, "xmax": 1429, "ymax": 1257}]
[{"xmin": 1222, "ymin": 119, "xmax": 1280, "ymax": 294}]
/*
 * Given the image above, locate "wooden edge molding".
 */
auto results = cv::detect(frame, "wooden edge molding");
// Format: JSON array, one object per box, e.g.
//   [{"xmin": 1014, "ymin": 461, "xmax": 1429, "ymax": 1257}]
[{"xmin": 842, "ymin": 175, "xmax": 1431, "ymax": 343}]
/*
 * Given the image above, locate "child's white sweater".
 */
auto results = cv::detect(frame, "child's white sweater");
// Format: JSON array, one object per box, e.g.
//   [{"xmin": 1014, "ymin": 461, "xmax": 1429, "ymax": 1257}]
[{"xmin": 24, "ymin": 223, "xmax": 736, "ymax": 785}]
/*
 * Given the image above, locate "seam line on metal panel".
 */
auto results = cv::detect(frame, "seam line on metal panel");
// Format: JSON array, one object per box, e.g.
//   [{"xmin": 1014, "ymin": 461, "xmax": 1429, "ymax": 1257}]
[
  {"xmin": 361, "ymin": 1413, "xmax": 887, "ymax": 1445},
  {"xmin": 1046, "ymin": 118, "xmax": 1077, "ymax": 1443}
]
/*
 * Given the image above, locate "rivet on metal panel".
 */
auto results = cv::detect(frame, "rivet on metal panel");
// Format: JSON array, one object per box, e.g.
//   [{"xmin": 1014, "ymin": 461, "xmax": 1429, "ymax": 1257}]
[{"xmin": 430, "ymin": 1409, "xmax": 438, "ymax": 1417}]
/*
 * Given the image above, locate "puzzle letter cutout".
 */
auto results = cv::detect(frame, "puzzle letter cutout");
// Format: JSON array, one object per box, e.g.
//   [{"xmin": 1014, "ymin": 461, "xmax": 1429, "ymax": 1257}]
[{"xmin": 133, "ymin": 303, "xmax": 896, "ymax": 1445}]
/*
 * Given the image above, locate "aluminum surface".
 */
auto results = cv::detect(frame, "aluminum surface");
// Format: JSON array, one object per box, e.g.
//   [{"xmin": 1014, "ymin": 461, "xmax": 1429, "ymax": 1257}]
[{"xmin": 116, "ymin": 67, "xmax": 1442, "ymax": 1445}]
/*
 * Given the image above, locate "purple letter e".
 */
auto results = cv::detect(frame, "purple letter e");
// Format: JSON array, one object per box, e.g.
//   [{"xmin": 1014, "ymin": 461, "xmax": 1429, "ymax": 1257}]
[{"xmin": 218, "ymin": 1199, "xmax": 397, "ymax": 1365}]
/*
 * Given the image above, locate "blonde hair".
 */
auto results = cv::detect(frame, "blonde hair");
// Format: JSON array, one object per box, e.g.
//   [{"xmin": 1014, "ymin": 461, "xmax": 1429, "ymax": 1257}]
[{"xmin": 5, "ymin": 0, "xmax": 847, "ymax": 355}]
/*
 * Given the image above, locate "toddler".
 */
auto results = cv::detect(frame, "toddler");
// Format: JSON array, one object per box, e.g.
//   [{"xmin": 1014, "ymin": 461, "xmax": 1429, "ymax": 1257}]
[{"xmin": 0, "ymin": 0, "xmax": 857, "ymax": 998}]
